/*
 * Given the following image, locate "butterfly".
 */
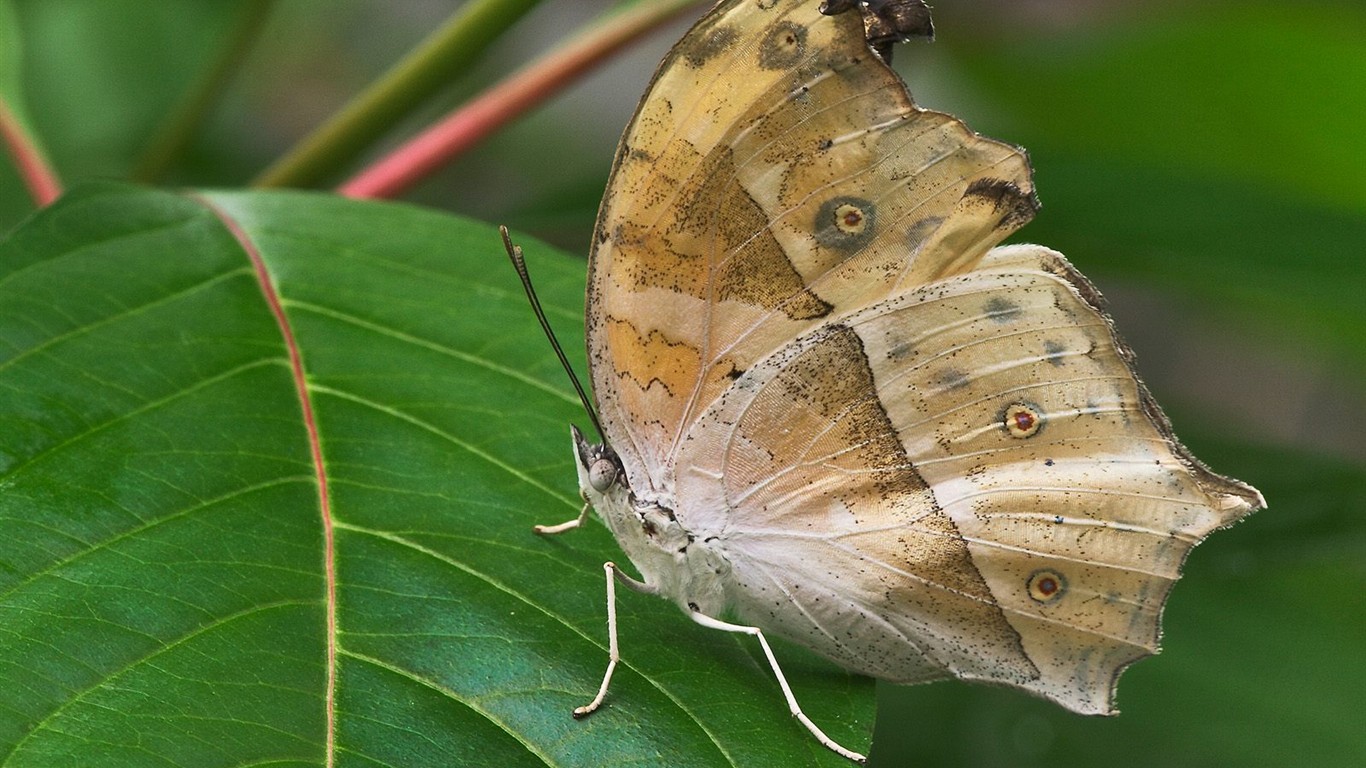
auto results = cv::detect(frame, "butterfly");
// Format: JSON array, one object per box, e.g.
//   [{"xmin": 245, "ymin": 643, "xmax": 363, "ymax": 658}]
[{"xmin": 529, "ymin": 0, "xmax": 1264, "ymax": 762}]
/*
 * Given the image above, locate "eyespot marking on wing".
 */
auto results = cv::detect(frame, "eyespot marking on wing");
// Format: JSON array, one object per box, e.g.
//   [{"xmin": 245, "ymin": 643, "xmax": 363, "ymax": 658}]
[
  {"xmin": 814, "ymin": 196, "xmax": 877, "ymax": 252},
  {"xmin": 1002, "ymin": 402, "xmax": 1044, "ymax": 439},
  {"xmin": 1027, "ymin": 569, "xmax": 1067, "ymax": 604},
  {"xmin": 759, "ymin": 21, "xmax": 808, "ymax": 71}
]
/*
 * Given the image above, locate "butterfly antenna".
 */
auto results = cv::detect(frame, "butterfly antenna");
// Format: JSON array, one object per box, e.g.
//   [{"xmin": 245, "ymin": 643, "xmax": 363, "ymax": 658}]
[{"xmin": 500, "ymin": 226, "xmax": 608, "ymax": 445}]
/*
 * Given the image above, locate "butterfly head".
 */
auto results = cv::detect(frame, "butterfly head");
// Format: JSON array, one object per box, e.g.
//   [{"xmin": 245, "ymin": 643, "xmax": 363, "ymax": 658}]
[
  {"xmin": 570, "ymin": 425, "xmax": 730, "ymax": 613},
  {"xmin": 572, "ymin": 423, "xmax": 623, "ymax": 495}
]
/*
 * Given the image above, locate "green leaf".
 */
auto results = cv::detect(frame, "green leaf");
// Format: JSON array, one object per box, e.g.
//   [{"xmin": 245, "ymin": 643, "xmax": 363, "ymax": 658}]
[{"xmin": 0, "ymin": 183, "xmax": 872, "ymax": 766}]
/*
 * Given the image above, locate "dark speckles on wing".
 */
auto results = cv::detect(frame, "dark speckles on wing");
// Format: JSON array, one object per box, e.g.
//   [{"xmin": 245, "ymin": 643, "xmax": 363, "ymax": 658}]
[
  {"xmin": 964, "ymin": 177, "xmax": 1040, "ymax": 229},
  {"xmin": 938, "ymin": 369, "xmax": 969, "ymax": 390},
  {"xmin": 683, "ymin": 24, "xmax": 739, "ymax": 67},
  {"xmin": 886, "ymin": 341, "xmax": 913, "ymax": 362},
  {"xmin": 983, "ymin": 297, "xmax": 1022, "ymax": 324}
]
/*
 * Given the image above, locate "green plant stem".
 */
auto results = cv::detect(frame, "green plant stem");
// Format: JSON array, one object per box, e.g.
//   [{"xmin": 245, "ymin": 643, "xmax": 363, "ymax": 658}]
[
  {"xmin": 338, "ymin": 0, "xmax": 707, "ymax": 200},
  {"xmin": 132, "ymin": 0, "xmax": 275, "ymax": 183},
  {"xmin": 253, "ymin": 0, "xmax": 541, "ymax": 189}
]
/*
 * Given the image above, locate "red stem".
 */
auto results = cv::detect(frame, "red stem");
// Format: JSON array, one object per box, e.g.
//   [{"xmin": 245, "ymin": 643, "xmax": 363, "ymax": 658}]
[
  {"xmin": 0, "ymin": 99, "xmax": 62, "ymax": 206},
  {"xmin": 339, "ymin": 1, "xmax": 703, "ymax": 199}
]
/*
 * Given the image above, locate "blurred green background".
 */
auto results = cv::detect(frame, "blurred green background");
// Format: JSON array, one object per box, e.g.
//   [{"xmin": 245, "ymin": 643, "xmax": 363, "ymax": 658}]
[{"xmin": 3, "ymin": 0, "xmax": 1362, "ymax": 766}]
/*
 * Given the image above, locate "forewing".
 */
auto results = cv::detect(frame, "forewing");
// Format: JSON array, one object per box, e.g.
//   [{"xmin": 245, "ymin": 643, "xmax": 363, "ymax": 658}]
[{"xmin": 587, "ymin": 0, "xmax": 1036, "ymax": 490}]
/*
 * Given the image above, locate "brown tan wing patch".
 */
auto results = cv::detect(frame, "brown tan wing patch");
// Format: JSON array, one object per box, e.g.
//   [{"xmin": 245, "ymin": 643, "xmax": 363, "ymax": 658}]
[
  {"xmin": 674, "ymin": 323, "xmax": 1042, "ymax": 687},
  {"xmin": 588, "ymin": 0, "xmax": 1037, "ymax": 489}
]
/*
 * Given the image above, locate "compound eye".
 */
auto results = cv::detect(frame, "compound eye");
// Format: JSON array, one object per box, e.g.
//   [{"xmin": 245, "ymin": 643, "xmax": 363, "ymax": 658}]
[{"xmin": 588, "ymin": 458, "xmax": 618, "ymax": 492}]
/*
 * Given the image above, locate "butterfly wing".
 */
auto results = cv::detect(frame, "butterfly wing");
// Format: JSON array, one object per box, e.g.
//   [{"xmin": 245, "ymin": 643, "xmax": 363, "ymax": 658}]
[
  {"xmin": 587, "ymin": 0, "xmax": 1036, "ymax": 494},
  {"xmin": 585, "ymin": 0, "xmax": 1263, "ymax": 715},
  {"xmin": 673, "ymin": 243, "xmax": 1263, "ymax": 713}
]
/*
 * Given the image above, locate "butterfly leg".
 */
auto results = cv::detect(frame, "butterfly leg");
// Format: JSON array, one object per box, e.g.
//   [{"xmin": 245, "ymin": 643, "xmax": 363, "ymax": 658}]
[
  {"xmin": 533, "ymin": 497, "xmax": 592, "ymax": 535},
  {"xmin": 574, "ymin": 561, "xmax": 658, "ymax": 718},
  {"xmin": 688, "ymin": 610, "xmax": 867, "ymax": 764}
]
